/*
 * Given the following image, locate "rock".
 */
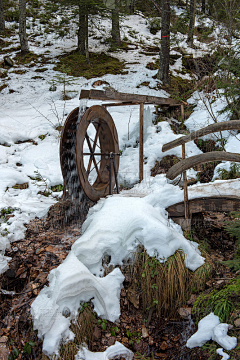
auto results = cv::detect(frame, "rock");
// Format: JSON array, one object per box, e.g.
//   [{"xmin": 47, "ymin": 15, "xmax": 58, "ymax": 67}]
[
  {"xmin": 142, "ymin": 325, "xmax": 148, "ymax": 338},
  {"xmin": 234, "ymin": 318, "xmax": 240, "ymax": 327},
  {"xmin": 107, "ymin": 337, "xmax": 115, "ymax": 346},
  {"xmin": 0, "ymin": 337, "xmax": 9, "ymax": 360},
  {"xmin": 149, "ymin": 336, "xmax": 154, "ymax": 345},
  {"xmin": 178, "ymin": 307, "xmax": 192, "ymax": 319},
  {"xmin": 3, "ymin": 56, "xmax": 14, "ymax": 67},
  {"xmin": 93, "ymin": 326, "xmax": 101, "ymax": 339},
  {"xmin": 187, "ymin": 294, "xmax": 197, "ymax": 305}
]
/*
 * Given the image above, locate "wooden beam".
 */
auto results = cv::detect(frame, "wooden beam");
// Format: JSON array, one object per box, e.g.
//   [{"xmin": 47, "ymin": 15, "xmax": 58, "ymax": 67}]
[
  {"xmin": 182, "ymin": 144, "xmax": 190, "ymax": 230},
  {"xmin": 139, "ymin": 102, "xmax": 144, "ymax": 182},
  {"xmin": 167, "ymin": 151, "xmax": 240, "ymax": 180},
  {"xmin": 167, "ymin": 196, "xmax": 240, "ymax": 217},
  {"xmin": 80, "ymin": 89, "xmax": 180, "ymax": 106},
  {"xmin": 162, "ymin": 120, "xmax": 240, "ymax": 152}
]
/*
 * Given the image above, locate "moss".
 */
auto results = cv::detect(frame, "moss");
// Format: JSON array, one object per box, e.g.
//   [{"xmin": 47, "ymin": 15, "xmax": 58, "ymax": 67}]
[
  {"xmin": 54, "ymin": 51, "xmax": 126, "ymax": 79},
  {"xmin": 192, "ymin": 278, "xmax": 240, "ymax": 323},
  {"xmin": 168, "ymin": 75, "xmax": 195, "ymax": 102}
]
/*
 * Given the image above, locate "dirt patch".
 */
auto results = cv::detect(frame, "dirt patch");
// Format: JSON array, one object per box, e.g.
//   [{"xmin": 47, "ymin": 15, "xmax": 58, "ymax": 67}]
[{"xmin": 151, "ymin": 155, "xmax": 180, "ymax": 176}]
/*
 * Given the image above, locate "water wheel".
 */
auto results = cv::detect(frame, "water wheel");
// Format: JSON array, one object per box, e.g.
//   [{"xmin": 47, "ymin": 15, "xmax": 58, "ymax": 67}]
[{"xmin": 60, "ymin": 105, "xmax": 119, "ymax": 202}]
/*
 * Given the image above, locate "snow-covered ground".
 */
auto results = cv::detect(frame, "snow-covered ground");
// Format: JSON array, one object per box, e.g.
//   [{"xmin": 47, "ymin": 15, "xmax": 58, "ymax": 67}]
[{"xmin": 1, "ymin": 4, "xmax": 240, "ymax": 358}]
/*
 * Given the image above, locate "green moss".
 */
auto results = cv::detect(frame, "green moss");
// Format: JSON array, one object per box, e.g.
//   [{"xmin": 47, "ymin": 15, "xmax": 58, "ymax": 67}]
[
  {"xmin": 168, "ymin": 75, "xmax": 195, "ymax": 102},
  {"xmin": 192, "ymin": 278, "xmax": 240, "ymax": 323},
  {"xmin": 53, "ymin": 51, "xmax": 126, "ymax": 79}
]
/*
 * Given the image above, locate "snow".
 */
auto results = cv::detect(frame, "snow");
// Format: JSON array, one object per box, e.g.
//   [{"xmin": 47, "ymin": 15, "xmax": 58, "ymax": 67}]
[
  {"xmin": 1, "ymin": 4, "xmax": 239, "ymax": 357},
  {"xmin": 75, "ymin": 341, "xmax": 133, "ymax": 360},
  {"xmin": 216, "ymin": 348, "xmax": 230, "ymax": 360},
  {"xmin": 31, "ymin": 252, "xmax": 124, "ymax": 356},
  {"xmin": 187, "ymin": 313, "xmax": 237, "ymax": 354}
]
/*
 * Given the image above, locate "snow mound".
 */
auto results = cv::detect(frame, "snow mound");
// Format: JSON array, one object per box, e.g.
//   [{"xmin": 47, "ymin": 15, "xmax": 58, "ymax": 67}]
[
  {"xmin": 72, "ymin": 195, "xmax": 205, "ymax": 275},
  {"xmin": 31, "ymin": 252, "xmax": 124, "ymax": 357},
  {"xmin": 187, "ymin": 313, "xmax": 237, "ymax": 352},
  {"xmin": 76, "ymin": 341, "xmax": 133, "ymax": 360}
]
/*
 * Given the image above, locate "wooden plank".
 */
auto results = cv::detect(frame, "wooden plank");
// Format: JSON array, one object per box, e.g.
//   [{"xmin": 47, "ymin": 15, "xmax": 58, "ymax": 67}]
[
  {"xmin": 167, "ymin": 151, "xmax": 240, "ymax": 180},
  {"xmin": 102, "ymin": 102, "xmax": 140, "ymax": 107},
  {"xmin": 167, "ymin": 196, "xmax": 240, "ymax": 217},
  {"xmin": 80, "ymin": 89, "xmax": 180, "ymax": 106},
  {"xmin": 182, "ymin": 144, "xmax": 190, "ymax": 229},
  {"xmin": 139, "ymin": 102, "xmax": 144, "ymax": 182},
  {"xmin": 162, "ymin": 120, "xmax": 240, "ymax": 152}
]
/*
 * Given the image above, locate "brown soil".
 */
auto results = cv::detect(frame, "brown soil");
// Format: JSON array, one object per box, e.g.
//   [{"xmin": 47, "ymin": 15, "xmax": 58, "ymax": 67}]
[{"xmin": 0, "ymin": 202, "xmax": 239, "ymax": 360}]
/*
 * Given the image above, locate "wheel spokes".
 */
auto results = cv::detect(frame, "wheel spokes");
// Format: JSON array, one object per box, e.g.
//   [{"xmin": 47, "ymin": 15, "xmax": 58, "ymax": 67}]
[{"xmin": 85, "ymin": 125, "xmax": 102, "ymax": 182}]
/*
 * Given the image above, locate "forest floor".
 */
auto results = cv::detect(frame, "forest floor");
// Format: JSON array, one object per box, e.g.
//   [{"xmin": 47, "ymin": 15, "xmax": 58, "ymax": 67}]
[{"xmin": 1, "ymin": 196, "xmax": 240, "ymax": 360}]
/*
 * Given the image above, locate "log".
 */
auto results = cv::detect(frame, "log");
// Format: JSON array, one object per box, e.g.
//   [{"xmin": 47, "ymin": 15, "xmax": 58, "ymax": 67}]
[
  {"xmin": 162, "ymin": 120, "xmax": 240, "ymax": 152},
  {"xmin": 167, "ymin": 196, "xmax": 240, "ymax": 217},
  {"xmin": 166, "ymin": 151, "xmax": 240, "ymax": 180},
  {"xmin": 80, "ymin": 89, "xmax": 180, "ymax": 106}
]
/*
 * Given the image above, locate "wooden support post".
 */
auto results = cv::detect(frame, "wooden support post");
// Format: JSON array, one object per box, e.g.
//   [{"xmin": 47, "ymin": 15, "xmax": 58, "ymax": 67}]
[
  {"xmin": 139, "ymin": 102, "xmax": 144, "ymax": 182},
  {"xmin": 182, "ymin": 143, "xmax": 190, "ymax": 231},
  {"xmin": 180, "ymin": 104, "xmax": 184, "ymax": 121}
]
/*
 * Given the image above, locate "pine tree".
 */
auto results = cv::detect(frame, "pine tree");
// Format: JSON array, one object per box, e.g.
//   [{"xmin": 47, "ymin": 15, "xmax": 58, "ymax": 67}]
[
  {"xmin": 187, "ymin": 0, "xmax": 196, "ymax": 47},
  {"xmin": 111, "ymin": 0, "xmax": 121, "ymax": 46},
  {"xmin": 157, "ymin": 0, "xmax": 170, "ymax": 84},
  {"xmin": 0, "ymin": 0, "xmax": 4, "ymax": 31},
  {"xmin": 19, "ymin": 0, "xmax": 29, "ymax": 54}
]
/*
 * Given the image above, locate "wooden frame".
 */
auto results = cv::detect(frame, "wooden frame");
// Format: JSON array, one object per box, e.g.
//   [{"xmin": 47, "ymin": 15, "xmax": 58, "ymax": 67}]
[
  {"xmin": 162, "ymin": 119, "xmax": 240, "ymax": 230},
  {"xmin": 80, "ymin": 89, "xmax": 183, "ymax": 183}
]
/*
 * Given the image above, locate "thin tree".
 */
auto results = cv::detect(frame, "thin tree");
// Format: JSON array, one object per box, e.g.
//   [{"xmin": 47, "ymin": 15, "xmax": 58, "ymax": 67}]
[
  {"xmin": 201, "ymin": 0, "xmax": 205, "ymax": 13},
  {"xmin": 111, "ymin": 0, "xmax": 121, "ymax": 46},
  {"xmin": 78, "ymin": 0, "xmax": 88, "ymax": 56},
  {"xmin": 187, "ymin": 0, "xmax": 196, "ymax": 47},
  {"xmin": 0, "ymin": 0, "xmax": 5, "ymax": 31},
  {"xmin": 19, "ymin": 0, "xmax": 29, "ymax": 54},
  {"xmin": 157, "ymin": 0, "xmax": 170, "ymax": 84}
]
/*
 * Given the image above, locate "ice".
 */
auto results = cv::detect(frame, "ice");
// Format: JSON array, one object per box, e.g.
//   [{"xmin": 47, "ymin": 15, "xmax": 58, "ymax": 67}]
[
  {"xmin": 31, "ymin": 252, "xmax": 124, "ymax": 357},
  {"xmin": 75, "ymin": 341, "xmax": 134, "ymax": 360}
]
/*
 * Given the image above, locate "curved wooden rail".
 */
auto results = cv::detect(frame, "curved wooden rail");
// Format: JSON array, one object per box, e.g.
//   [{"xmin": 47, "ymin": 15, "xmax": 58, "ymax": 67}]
[
  {"xmin": 167, "ymin": 196, "xmax": 240, "ymax": 217},
  {"xmin": 162, "ymin": 120, "xmax": 240, "ymax": 152},
  {"xmin": 167, "ymin": 151, "xmax": 240, "ymax": 180}
]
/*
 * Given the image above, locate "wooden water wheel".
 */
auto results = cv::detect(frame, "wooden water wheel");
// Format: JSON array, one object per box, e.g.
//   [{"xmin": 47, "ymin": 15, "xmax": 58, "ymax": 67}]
[{"xmin": 60, "ymin": 105, "xmax": 119, "ymax": 202}]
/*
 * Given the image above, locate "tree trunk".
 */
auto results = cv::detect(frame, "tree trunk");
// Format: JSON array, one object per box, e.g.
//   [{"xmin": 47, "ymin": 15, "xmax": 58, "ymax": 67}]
[
  {"xmin": 201, "ymin": 0, "xmax": 205, "ymax": 13},
  {"xmin": 187, "ymin": 0, "xmax": 196, "ymax": 47},
  {"xmin": 19, "ymin": 0, "xmax": 29, "ymax": 54},
  {"xmin": 78, "ymin": 1, "xmax": 86, "ymax": 54},
  {"xmin": 111, "ymin": 0, "xmax": 121, "ymax": 46},
  {"xmin": 0, "ymin": 0, "xmax": 5, "ymax": 32},
  {"xmin": 157, "ymin": 0, "xmax": 170, "ymax": 85},
  {"xmin": 186, "ymin": 0, "xmax": 189, "ymax": 9},
  {"xmin": 129, "ymin": 0, "xmax": 135, "ymax": 14}
]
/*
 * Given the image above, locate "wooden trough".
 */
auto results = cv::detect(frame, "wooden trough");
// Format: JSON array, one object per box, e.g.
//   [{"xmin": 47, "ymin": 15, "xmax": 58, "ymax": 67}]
[{"xmin": 163, "ymin": 120, "xmax": 240, "ymax": 230}]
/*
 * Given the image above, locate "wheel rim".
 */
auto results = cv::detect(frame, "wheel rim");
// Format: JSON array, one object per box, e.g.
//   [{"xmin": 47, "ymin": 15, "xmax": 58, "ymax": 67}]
[{"xmin": 76, "ymin": 105, "xmax": 119, "ymax": 202}]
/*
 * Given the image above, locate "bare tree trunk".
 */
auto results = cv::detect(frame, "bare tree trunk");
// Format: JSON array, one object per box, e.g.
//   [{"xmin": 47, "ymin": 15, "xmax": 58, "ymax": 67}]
[
  {"xmin": 157, "ymin": 0, "xmax": 170, "ymax": 85},
  {"xmin": 186, "ymin": 0, "xmax": 189, "ymax": 9},
  {"xmin": 85, "ymin": 13, "xmax": 89, "ymax": 63},
  {"xmin": 201, "ymin": 0, "xmax": 205, "ymax": 13},
  {"xmin": 19, "ymin": 0, "xmax": 29, "ymax": 55},
  {"xmin": 78, "ymin": 1, "xmax": 86, "ymax": 54},
  {"xmin": 187, "ymin": 0, "xmax": 196, "ymax": 47},
  {"xmin": 129, "ymin": 0, "xmax": 135, "ymax": 14},
  {"xmin": 0, "ymin": 0, "xmax": 5, "ymax": 32},
  {"xmin": 111, "ymin": 0, "xmax": 121, "ymax": 46}
]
